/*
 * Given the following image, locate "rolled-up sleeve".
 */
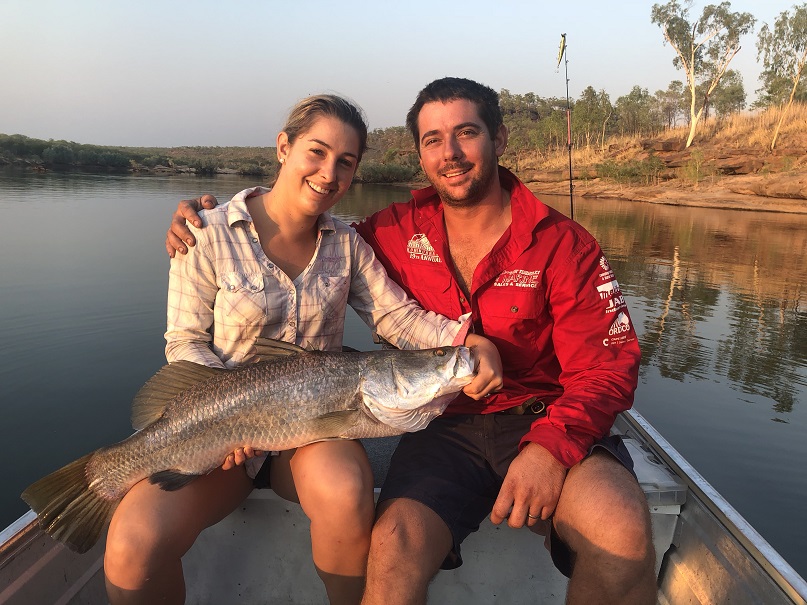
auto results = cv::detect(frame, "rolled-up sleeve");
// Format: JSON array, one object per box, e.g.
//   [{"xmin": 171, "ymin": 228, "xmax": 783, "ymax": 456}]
[
  {"xmin": 165, "ymin": 231, "xmax": 227, "ymax": 369},
  {"xmin": 347, "ymin": 232, "xmax": 470, "ymax": 350}
]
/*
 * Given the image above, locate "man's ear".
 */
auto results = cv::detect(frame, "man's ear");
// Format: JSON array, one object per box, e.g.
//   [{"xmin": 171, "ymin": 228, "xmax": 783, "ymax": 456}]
[{"xmin": 494, "ymin": 124, "xmax": 508, "ymax": 158}]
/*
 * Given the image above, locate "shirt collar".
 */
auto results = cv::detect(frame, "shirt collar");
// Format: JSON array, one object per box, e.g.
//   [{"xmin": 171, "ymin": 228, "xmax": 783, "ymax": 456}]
[
  {"xmin": 409, "ymin": 166, "xmax": 550, "ymax": 238},
  {"xmin": 226, "ymin": 186, "xmax": 336, "ymax": 233}
]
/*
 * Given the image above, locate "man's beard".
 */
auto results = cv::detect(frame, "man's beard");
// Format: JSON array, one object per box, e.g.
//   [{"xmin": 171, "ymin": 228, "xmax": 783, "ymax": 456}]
[{"xmin": 432, "ymin": 154, "xmax": 498, "ymax": 209}]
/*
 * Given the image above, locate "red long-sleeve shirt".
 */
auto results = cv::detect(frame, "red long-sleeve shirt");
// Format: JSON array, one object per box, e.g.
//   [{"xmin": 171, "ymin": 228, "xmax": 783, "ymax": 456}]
[{"xmin": 354, "ymin": 167, "xmax": 640, "ymax": 468}]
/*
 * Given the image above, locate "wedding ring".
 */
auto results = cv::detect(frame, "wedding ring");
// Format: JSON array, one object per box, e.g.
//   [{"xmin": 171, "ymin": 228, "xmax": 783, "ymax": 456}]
[{"xmin": 527, "ymin": 513, "xmax": 540, "ymax": 520}]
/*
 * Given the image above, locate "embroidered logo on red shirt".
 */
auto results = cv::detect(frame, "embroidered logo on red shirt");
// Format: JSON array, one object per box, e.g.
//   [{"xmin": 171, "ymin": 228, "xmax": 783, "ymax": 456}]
[
  {"xmin": 407, "ymin": 234, "xmax": 441, "ymax": 263},
  {"xmin": 493, "ymin": 269, "xmax": 541, "ymax": 288}
]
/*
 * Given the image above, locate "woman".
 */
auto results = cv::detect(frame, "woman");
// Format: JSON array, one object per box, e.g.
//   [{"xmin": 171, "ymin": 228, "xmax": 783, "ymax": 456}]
[{"xmin": 103, "ymin": 94, "xmax": 502, "ymax": 605}]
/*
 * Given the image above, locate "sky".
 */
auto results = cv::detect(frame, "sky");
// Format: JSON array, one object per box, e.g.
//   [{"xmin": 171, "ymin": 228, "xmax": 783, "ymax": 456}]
[{"xmin": 0, "ymin": 0, "xmax": 799, "ymax": 147}]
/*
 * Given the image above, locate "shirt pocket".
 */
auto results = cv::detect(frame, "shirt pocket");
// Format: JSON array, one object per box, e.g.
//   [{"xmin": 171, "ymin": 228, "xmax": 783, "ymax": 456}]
[
  {"xmin": 217, "ymin": 272, "xmax": 266, "ymax": 324},
  {"xmin": 479, "ymin": 288, "xmax": 547, "ymax": 370},
  {"xmin": 311, "ymin": 264, "xmax": 351, "ymax": 320},
  {"xmin": 400, "ymin": 262, "xmax": 455, "ymax": 317}
]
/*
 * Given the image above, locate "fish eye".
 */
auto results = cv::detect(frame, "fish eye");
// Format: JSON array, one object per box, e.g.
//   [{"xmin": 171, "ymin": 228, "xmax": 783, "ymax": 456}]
[{"xmin": 435, "ymin": 348, "xmax": 446, "ymax": 357}]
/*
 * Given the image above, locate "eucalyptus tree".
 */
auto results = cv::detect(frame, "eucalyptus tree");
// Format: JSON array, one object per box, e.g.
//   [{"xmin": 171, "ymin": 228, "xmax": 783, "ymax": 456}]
[
  {"xmin": 573, "ymin": 86, "xmax": 614, "ymax": 150},
  {"xmin": 708, "ymin": 69, "xmax": 746, "ymax": 118},
  {"xmin": 615, "ymin": 86, "xmax": 661, "ymax": 137},
  {"xmin": 757, "ymin": 3, "xmax": 807, "ymax": 150},
  {"xmin": 651, "ymin": 0, "xmax": 755, "ymax": 147},
  {"xmin": 655, "ymin": 80, "xmax": 687, "ymax": 128}
]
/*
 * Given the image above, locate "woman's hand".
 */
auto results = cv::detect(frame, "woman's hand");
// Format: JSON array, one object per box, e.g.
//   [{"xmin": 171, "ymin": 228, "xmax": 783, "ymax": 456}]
[
  {"xmin": 221, "ymin": 446, "xmax": 263, "ymax": 470},
  {"xmin": 166, "ymin": 194, "xmax": 219, "ymax": 257},
  {"xmin": 461, "ymin": 334, "xmax": 503, "ymax": 400}
]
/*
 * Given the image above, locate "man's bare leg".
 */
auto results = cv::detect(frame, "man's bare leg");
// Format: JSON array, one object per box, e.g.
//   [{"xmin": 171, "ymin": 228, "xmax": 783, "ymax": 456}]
[
  {"xmin": 362, "ymin": 498, "xmax": 453, "ymax": 605},
  {"xmin": 553, "ymin": 450, "xmax": 656, "ymax": 605}
]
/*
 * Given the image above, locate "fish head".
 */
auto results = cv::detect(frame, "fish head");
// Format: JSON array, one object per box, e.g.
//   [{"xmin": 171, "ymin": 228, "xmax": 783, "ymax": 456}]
[{"xmin": 360, "ymin": 345, "xmax": 476, "ymax": 432}]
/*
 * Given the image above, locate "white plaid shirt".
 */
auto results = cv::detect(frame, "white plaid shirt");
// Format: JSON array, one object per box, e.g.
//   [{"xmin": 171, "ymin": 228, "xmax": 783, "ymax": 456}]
[{"xmin": 166, "ymin": 187, "xmax": 469, "ymax": 368}]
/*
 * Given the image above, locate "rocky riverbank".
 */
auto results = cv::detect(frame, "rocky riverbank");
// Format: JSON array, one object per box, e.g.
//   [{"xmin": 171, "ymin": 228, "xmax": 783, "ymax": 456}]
[
  {"xmin": 520, "ymin": 135, "xmax": 807, "ymax": 214},
  {"xmin": 525, "ymin": 171, "xmax": 807, "ymax": 214}
]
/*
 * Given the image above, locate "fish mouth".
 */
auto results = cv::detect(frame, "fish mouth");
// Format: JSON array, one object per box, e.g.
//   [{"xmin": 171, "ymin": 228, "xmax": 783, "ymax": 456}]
[{"xmin": 454, "ymin": 346, "xmax": 476, "ymax": 380}]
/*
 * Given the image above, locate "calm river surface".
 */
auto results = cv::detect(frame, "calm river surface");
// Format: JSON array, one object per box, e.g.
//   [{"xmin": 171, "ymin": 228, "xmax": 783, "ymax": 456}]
[{"xmin": 1, "ymin": 169, "xmax": 805, "ymax": 578}]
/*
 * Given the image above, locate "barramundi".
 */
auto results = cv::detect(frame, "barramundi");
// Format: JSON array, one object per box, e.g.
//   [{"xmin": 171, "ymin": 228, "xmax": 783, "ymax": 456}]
[{"xmin": 22, "ymin": 338, "xmax": 476, "ymax": 554}]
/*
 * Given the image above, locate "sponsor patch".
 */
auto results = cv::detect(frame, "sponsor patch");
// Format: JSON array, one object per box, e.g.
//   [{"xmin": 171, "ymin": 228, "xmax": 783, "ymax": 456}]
[
  {"xmin": 407, "ymin": 234, "xmax": 441, "ymax": 263},
  {"xmin": 493, "ymin": 269, "xmax": 541, "ymax": 288},
  {"xmin": 598, "ymin": 255, "xmax": 615, "ymax": 281},
  {"xmin": 603, "ymin": 312, "xmax": 632, "ymax": 346}
]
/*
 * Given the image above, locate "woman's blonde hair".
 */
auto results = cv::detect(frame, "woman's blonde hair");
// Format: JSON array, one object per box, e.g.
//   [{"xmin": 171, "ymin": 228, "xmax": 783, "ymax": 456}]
[{"xmin": 282, "ymin": 94, "xmax": 368, "ymax": 162}]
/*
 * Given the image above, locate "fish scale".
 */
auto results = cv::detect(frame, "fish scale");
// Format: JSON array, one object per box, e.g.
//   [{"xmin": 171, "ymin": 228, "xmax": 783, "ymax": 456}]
[{"xmin": 22, "ymin": 340, "xmax": 476, "ymax": 553}]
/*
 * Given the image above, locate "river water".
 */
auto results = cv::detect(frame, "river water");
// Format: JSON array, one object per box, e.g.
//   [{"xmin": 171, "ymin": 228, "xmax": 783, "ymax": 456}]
[{"xmin": 1, "ymin": 169, "xmax": 805, "ymax": 578}]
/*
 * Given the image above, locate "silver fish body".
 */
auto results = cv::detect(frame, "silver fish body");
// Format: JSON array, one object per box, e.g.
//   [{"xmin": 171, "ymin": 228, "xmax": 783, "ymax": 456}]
[{"xmin": 22, "ymin": 340, "xmax": 476, "ymax": 553}]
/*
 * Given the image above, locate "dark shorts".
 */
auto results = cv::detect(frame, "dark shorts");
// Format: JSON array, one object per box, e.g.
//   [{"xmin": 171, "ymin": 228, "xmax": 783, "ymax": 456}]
[{"xmin": 377, "ymin": 413, "xmax": 636, "ymax": 578}]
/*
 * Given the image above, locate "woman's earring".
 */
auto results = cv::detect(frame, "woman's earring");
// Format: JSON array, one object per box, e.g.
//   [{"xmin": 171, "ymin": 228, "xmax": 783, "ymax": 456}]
[{"xmin": 279, "ymin": 157, "xmax": 285, "ymax": 164}]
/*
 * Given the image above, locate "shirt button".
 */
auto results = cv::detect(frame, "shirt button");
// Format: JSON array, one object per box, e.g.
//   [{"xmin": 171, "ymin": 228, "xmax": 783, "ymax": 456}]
[
  {"xmin": 510, "ymin": 306, "xmax": 519, "ymax": 313},
  {"xmin": 228, "ymin": 285, "xmax": 235, "ymax": 291},
  {"xmin": 268, "ymin": 263, "xmax": 274, "ymax": 269},
  {"xmin": 252, "ymin": 238, "xmax": 258, "ymax": 243},
  {"xmin": 460, "ymin": 297, "xmax": 465, "ymax": 303}
]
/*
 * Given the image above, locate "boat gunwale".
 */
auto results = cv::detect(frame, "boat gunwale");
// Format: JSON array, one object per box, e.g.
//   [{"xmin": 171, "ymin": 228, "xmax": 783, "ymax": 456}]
[{"xmin": 621, "ymin": 409, "xmax": 807, "ymax": 604}]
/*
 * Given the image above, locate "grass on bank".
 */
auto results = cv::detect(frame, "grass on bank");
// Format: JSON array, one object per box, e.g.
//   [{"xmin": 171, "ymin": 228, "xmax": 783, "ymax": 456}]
[
  {"xmin": 1, "ymin": 104, "xmax": 805, "ymax": 185},
  {"xmin": 518, "ymin": 103, "xmax": 807, "ymax": 186}
]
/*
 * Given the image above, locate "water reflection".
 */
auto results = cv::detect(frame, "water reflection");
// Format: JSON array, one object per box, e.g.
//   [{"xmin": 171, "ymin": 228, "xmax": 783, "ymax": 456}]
[
  {"xmin": 539, "ymin": 194, "xmax": 807, "ymax": 416},
  {"xmin": 0, "ymin": 172, "xmax": 805, "ymax": 576}
]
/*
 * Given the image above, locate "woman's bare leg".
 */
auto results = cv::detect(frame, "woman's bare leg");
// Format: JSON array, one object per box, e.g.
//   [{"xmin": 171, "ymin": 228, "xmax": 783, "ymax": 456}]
[
  {"xmin": 272, "ymin": 441, "xmax": 375, "ymax": 605},
  {"xmin": 104, "ymin": 466, "xmax": 253, "ymax": 604}
]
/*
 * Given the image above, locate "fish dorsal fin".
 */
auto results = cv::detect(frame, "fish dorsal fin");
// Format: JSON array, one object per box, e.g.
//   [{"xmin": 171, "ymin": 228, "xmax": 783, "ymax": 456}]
[
  {"xmin": 131, "ymin": 361, "xmax": 225, "ymax": 430},
  {"xmin": 252, "ymin": 337, "xmax": 307, "ymax": 361}
]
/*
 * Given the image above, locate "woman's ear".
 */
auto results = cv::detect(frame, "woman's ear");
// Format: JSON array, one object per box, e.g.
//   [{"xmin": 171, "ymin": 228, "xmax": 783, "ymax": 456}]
[{"xmin": 277, "ymin": 131, "xmax": 290, "ymax": 163}]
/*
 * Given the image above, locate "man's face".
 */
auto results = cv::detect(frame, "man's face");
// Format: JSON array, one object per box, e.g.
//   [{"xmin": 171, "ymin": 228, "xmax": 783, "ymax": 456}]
[{"xmin": 416, "ymin": 99, "xmax": 507, "ymax": 207}]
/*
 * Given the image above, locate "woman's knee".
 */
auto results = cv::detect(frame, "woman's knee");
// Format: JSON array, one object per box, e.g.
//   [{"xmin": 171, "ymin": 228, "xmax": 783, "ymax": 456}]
[{"xmin": 293, "ymin": 443, "xmax": 375, "ymax": 516}]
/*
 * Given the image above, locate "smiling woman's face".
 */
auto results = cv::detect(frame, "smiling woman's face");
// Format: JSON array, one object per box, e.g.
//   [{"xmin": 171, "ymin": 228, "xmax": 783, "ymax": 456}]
[{"xmin": 276, "ymin": 115, "xmax": 361, "ymax": 217}]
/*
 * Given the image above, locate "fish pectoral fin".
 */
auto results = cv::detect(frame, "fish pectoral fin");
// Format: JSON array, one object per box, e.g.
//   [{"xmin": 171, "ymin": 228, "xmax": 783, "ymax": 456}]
[
  {"xmin": 148, "ymin": 470, "xmax": 201, "ymax": 492},
  {"xmin": 252, "ymin": 337, "xmax": 308, "ymax": 362},
  {"xmin": 131, "ymin": 361, "xmax": 226, "ymax": 430},
  {"xmin": 307, "ymin": 410, "xmax": 361, "ymax": 440}
]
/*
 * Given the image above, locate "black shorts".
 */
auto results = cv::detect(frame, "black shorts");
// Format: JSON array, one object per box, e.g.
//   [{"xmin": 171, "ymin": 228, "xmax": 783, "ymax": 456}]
[{"xmin": 377, "ymin": 414, "xmax": 636, "ymax": 577}]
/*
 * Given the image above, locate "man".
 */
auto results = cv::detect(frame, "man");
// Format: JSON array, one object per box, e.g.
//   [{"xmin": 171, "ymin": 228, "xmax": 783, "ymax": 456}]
[{"xmin": 167, "ymin": 77, "xmax": 656, "ymax": 604}]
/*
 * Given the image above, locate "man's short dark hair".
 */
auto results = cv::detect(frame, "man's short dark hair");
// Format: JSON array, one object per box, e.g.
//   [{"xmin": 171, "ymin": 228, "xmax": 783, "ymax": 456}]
[{"xmin": 405, "ymin": 77, "xmax": 503, "ymax": 150}]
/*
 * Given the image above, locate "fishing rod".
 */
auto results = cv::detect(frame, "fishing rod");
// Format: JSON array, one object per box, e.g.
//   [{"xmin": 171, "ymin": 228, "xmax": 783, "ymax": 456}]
[{"xmin": 557, "ymin": 33, "xmax": 574, "ymax": 220}]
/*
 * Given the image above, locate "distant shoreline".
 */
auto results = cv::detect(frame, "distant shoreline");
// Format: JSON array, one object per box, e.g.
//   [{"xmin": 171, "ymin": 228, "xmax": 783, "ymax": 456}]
[
  {"xmin": 525, "ymin": 172, "xmax": 807, "ymax": 215},
  {"xmin": 3, "ymin": 158, "xmax": 805, "ymax": 215}
]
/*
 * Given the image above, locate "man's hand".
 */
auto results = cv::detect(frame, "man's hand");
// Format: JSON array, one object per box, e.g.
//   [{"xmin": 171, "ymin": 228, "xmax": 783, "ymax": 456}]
[
  {"xmin": 221, "ymin": 446, "xmax": 263, "ymax": 471},
  {"xmin": 490, "ymin": 442, "xmax": 567, "ymax": 528},
  {"xmin": 166, "ymin": 194, "xmax": 219, "ymax": 257},
  {"xmin": 462, "ymin": 334, "xmax": 503, "ymax": 400}
]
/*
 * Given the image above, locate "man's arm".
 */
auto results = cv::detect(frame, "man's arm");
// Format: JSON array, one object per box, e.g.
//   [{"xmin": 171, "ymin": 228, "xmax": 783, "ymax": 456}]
[{"xmin": 166, "ymin": 195, "xmax": 219, "ymax": 257}]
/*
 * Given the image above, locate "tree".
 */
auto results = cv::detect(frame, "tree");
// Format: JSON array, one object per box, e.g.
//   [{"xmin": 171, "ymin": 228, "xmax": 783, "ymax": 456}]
[
  {"xmin": 651, "ymin": 0, "xmax": 755, "ymax": 147},
  {"xmin": 615, "ymin": 86, "xmax": 661, "ymax": 137},
  {"xmin": 655, "ymin": 80, "xmax": 687, "ymax": 127},
  {"xmin": 708, "ymin": 69, "xmax": 746, "ymax": 118},
  {"xmin": 573, "ymin": 86, "xmax": 614, "ymax": 150},
  {"xmin": 757, "ymin": 3, "xmax": 807, "ymax": 150}
]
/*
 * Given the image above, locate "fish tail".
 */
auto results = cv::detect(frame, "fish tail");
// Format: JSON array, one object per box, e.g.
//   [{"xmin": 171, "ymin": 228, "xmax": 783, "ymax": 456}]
[{"xmin": 21, "ymin": 453, "xmax": 118, "ymax": 554}]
